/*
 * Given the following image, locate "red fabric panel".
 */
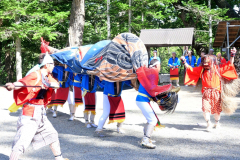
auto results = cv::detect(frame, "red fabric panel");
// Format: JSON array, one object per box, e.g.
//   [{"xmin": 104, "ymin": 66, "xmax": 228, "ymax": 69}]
[
  {"xmin": 22, "ymin": 105, "xmax": 35, "ymax": 117},
  {"xmin": 74, "ymin": 87, "xmax": 83, "ymax": 103},
  {"xmin": 220, "ymin": 61, "xmax": 238, "ymax": 80},
  {"xmin": 136, "ymin": 66, "xmax": 172, "ymax": 97},
  {"xmin": 170, "ymin": 68, "xmax": 179, "ymax": 77},
  {"xmin": 221, "ymin": 58, "xmax": 226, "ymax": 64},
  {"xmin": 51, "ymin": 87, "xmax": 69, "ymax": 105},
  {"xmin": 84, "ymin": 92, "xmax": 95, "ymax": 111},
  {"xmin": 108, "ymin": 96, "xmax": 125, "ymax": 121},
  {"xmin": 51, "ymin": 90, "xmax": 56, "ymax": 101},
  {"xmin": 184, "ymin": 66, "xmax": 203, "ymax": 86}
]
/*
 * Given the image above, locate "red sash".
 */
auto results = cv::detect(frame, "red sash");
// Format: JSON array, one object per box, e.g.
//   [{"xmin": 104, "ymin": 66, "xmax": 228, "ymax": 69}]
[{"xmin": 108, "ymin": 96, "xmax": 125, "ymax": 124}]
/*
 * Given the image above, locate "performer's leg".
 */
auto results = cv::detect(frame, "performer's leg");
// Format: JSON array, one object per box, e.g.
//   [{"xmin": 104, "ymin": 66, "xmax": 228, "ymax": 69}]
[
  {"xmin": 84, "ymin": 112, "xmax": 92, "ymax": 128},
  {"xmin": 95, "ymin": 94, "xmax": 110, "ymax": 132},
  {"xmin": 203, "ymin": 112, "xmax": 212, "ymax": 130},
  {"xmin": 49, "ymin": 140, "xmax": 68, "ymax": 160},
  {"xmin": 136, "ymin": 101, "xmax": 158, "ymax": 125},
  {"xmin": 53, "ymin": 106, "xmax": 58, "ymax": 118},
  {"xmin": 117, "ymin": 122, "xmax": 125, "ymax": 134},
  {"xmin": 82, "ymin": 91, "xmax": 91, "ymax": 128},
  {"xmin": 10, "ymin": 116, "xmax": 38, "ymax": 160},
  {"xmin": 68, "ymin": 86, "xmax": 76, "ymax": 121},
  {"xmin": 89, "ymin": 92, "xmax": 97, "ymax": 128},
  {"xmin": 136, "ymin": 101, "xmax": 157, "ymax": 149},
  {"xmin": 90, "ymin": 112, "xmax": 98, "ymax": 128},
  {"xmin": 213, "ymin": 113, "xmax": 221, "ymax": 128},
  {"xmin": 176, "ymin": 79, "xmax": 180, "ymax": 86}
]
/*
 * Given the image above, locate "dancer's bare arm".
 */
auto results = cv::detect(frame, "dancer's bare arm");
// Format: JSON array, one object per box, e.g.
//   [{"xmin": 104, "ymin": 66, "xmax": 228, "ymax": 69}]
[{"xmin": 230, "ymin": 47, "xmax": 236, "ymax": 64}]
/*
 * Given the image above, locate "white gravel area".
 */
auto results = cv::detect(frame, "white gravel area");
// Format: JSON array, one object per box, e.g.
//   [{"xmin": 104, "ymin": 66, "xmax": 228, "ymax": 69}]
[{"xmin": 0, "ymin": 86, "xmax": 240, "ymax": 160}]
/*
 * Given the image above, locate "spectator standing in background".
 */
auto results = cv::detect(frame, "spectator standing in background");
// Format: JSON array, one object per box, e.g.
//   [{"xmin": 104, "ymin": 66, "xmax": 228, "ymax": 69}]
[
  {"xmin": 185, "ymin": 50, "xmax": 196, "ymax": 67},
  {"xmin": 184, "ymin": 50, "xmax": 196, "ymax": 85},
  {"xmin": 209, "ymin": 49, "xmax": 214, "ymax": 55},
  {"xmin": 197, "ymin": 52, "xmax": 206, "ymax": 67},
  {"xmin": 216, "ymin": 52, "xmax": 226, "ymax": 65},
  {"xmin": 149, "ymin": 50, "xmax": 161, "ymax": 64},
  {"xmin": 168, "ymin": 52, "xmax": 180, "ymax": 86}
]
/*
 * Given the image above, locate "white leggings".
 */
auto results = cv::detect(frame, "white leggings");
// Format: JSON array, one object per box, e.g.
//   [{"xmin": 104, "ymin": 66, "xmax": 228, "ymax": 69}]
[
  {"xmin": 136, "ymin": 101, "xmax": 158, "ymax": 125},
  {"xmin": 67, "ymin": 87, "xmax": 75, "ymax": 105},
  {"xmin": 97, "ymin": 94, "xmax": 111, "ymax": 130}
]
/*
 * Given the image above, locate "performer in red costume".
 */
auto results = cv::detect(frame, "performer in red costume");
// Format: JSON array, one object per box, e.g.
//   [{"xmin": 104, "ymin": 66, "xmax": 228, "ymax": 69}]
[
  {"xmin": 5, "ymin": 53, "xmax": 68, "ymax": 160},
  {"xmin": 181, "ymin": 48, "xmax": 238, "ymax": 130}
]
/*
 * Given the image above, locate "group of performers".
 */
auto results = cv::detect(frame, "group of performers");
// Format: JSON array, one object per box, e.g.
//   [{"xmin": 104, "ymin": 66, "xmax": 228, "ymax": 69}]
[{"xmin": 4, "ymin": 42, "xmax": 240, "ymax": 160}]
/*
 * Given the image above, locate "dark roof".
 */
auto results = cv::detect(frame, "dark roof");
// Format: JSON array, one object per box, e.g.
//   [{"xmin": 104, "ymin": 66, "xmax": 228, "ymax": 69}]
[
  {"xmin": 213, "ymin": 20, "xmax": 240, "ymax": 48},
  {"xmin": 139, "ymin": 28, "xmax": 194, "ymax": 47}
]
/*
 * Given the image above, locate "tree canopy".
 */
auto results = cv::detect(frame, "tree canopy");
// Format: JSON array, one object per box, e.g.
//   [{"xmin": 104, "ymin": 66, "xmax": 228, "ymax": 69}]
[{"xmin": 0, "ymin": 0, "xmax": 239, "ymax": 83}]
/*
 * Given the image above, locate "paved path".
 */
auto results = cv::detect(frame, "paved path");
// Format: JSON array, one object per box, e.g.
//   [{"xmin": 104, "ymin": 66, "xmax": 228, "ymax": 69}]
[{"xmin": 0, "ymin": 86, "xmax": 240, "ymax": 160}]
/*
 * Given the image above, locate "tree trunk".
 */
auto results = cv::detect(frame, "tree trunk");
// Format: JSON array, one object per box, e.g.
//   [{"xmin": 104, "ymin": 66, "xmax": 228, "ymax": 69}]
[
  {"xmin": 208, "ymin": 0, "xmax": 212, "ymax": 50},
  {"xmin": 141, "ymin": 0, "xmax": 144, "ymax": 23},
  {"xmin": 0, "ymin": 41, "xmax": 2, "ymax": 84},
  {"xmin": 69, "ymin": 0, "xmax": 85, "ymax": 47},
  {"xmin": 107, "ymin": 0, "xmax": 111, "ymax": 40},
  {"xmin": 128, "ymin": 0, "xmax": 132, "ymax": 33},
  {"xmin": 5, "ymin": 47, "xmax": 11, "ymax": 82},
  {"xmin": 16, "ymin": 37, "xmax": 22, "ymax": 80}
]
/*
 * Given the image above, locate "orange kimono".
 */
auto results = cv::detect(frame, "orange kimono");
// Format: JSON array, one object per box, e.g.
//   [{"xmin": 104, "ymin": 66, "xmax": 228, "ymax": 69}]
[
  {"xmin": 184, "ymin": 61, "xmax": 238, "ymax": 114},
  {"xmin": 14, "ymin": 71, "xmax": 58, "ymax": 106}
]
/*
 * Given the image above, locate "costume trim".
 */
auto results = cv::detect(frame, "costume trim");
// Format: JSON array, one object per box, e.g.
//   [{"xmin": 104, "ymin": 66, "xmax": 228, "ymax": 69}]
[
  {"xmin": 108, "ymin": 119, "xmax": 125, "ymax": 124},
  {"xmin": 138, "ymin": 93, "xmax": 153, "ymax": 101},
  {"xmin": 83, "ymin": 110, "xmax": 96, "ymax": 115}
]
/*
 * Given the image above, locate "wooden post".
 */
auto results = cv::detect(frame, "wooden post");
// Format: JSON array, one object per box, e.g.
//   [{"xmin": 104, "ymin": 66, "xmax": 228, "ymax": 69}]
[{"xmin": 146, "ymin": 46, "xmax": 150, "ymax": 62}]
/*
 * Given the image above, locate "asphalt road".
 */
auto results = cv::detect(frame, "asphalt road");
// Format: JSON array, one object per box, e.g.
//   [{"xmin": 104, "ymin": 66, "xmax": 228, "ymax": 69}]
[{"xmin": 0, "ymin": 86, "xmax": 240, "ymax": 160}]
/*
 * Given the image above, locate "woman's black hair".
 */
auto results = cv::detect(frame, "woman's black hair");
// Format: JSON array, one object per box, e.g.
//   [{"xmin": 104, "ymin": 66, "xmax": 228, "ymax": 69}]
[
  {"xmin": 189, "ymin": 50, "xmax": 194, "ymax": 56},
  {"xmin": 38, "ymin": 53, "xmax": 46, "ymax": 69},
  {"xmin": 38, "ymin": 53, "xmax": 46, "ymax": 64}
]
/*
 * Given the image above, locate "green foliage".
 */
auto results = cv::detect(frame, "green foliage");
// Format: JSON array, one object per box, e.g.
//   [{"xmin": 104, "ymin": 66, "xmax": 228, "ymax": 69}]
[
  {"xmin": 0, "ymin": 0, "xmax": 238, "ymax": 84},
  {"xmin": 0, "ymin": 0, "xmax": 71, "ymax": 83}
]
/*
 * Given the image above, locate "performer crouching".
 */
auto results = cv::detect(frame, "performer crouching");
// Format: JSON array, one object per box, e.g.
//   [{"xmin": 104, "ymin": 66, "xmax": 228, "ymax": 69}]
[
  {"xmin": 95, "ymin": 80, "xmax": 131, "ymax": 135},
  {"xmin": 181, "ymin": 48, "xmax": 239, "ymax": 130},
  {"xmin": 5, "ymin": 53, "xmax": 68, "ymax": 160},
  {"xmin": 136, "ymin": 59, "xmax": 161, "ymax": 149}
]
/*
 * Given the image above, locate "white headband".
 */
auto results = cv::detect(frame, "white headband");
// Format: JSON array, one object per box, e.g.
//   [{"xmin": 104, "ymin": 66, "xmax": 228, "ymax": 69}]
[{"xmin": 39, "ymin": 53, "xmax": 54, "ymax": 68}]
